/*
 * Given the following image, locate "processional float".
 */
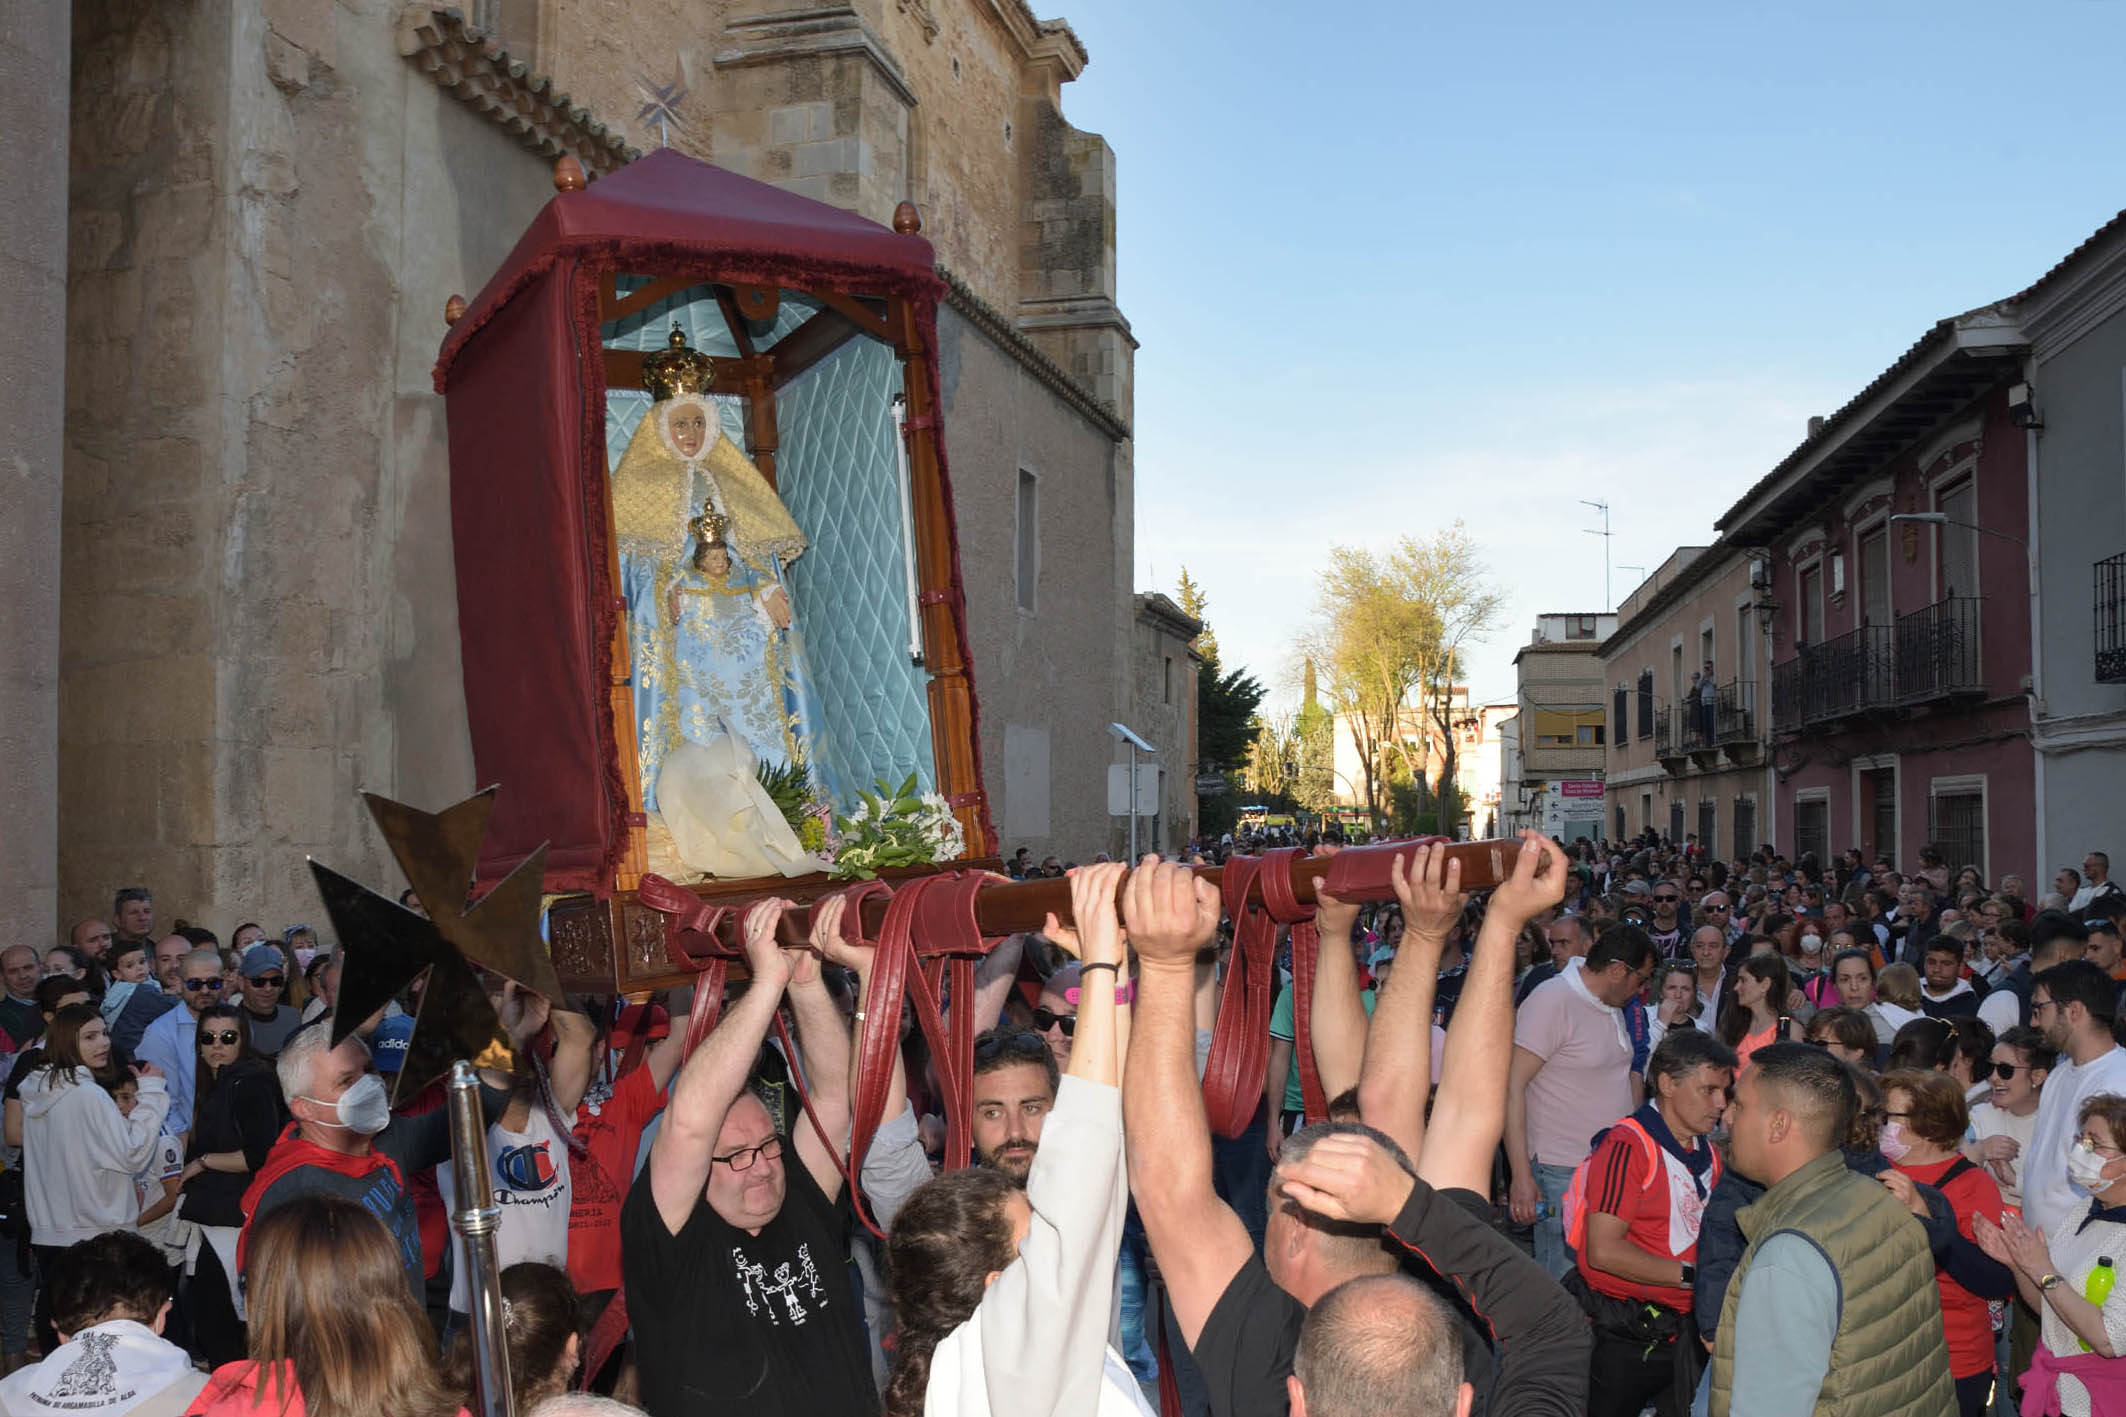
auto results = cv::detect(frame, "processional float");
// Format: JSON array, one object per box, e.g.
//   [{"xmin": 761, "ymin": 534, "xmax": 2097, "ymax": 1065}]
[{"xmin": 309, "ymin": 151, "xmax": 1533, "ymax": 1417}]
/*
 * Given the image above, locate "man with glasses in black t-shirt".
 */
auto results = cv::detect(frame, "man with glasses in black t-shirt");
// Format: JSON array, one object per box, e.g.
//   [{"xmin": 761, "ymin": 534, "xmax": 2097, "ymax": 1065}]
[{"xmin": 620, "ymin": 898, "xmax": 876, "ymax": 1417}]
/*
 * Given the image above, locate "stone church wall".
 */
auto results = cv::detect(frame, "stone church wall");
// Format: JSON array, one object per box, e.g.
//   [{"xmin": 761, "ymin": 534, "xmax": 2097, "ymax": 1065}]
[{"xmin": 59, "ymin": 0, "xmax": 550, "ymax": 928}]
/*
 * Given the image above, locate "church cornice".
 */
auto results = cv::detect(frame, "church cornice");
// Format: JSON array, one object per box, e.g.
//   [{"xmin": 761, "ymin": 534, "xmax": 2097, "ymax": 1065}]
[
  {"xmin": 938, "ymin": 266, "xmax": 1129, "ymax": 444},
  {"xmin": 395, "ymin": 5, "xmax": 638, "ymax": 176}
]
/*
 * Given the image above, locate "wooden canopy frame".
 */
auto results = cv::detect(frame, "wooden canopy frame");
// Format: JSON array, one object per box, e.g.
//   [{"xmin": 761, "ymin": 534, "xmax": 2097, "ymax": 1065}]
[{"xmin": 432, "ymin": 153, "xmax": 995, "ymax": 993}]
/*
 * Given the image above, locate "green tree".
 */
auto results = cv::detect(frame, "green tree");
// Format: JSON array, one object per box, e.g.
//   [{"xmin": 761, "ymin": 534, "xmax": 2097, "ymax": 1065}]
[
  {"xmin": 1177, "ymin": 569, "xmax": 1263, "ymax": 839},
  {"xmin": 1294, "ymin": 524, "xmax": 1505, "ymax": 830},
  {"xmin": 1292, "ymin": 660, "xmax": 1338, "ymax": 814}
]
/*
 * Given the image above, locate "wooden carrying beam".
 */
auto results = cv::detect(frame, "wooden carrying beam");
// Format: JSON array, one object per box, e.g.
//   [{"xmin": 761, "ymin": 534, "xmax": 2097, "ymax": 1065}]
[{"xmin": 663, "ymin": 836, "xmax": 1522, "ymax": 964}]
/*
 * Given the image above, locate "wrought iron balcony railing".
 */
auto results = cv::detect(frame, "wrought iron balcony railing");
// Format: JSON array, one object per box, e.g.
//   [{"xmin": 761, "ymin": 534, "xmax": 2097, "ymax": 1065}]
[
  {"xmin": 1772, "ymin": 623, "xmax": 1894, "ymax": 728},
  {"xmin": 2098, "ymin": 554, "xmax": 2126, "ymax": 684},
  {"xmin": 1893, "ymin": 597, "xmax": 1983, "ymax": 702},
  {"xmin": 1772, "ymin": 600, "xmax": 1983, "ymax": 732}
]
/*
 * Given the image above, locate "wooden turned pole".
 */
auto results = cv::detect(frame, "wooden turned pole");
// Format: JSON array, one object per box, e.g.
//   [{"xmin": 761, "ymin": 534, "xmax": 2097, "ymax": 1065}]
[
  {"xmin": 676, "ymin": 836, "xmax": 1537, "ymax": 959},
  {"xmin": 553, "ymin": 155, "xmax": 586, "ymax": 192},
  {"xmin": 443, "ymin": 294, "xmax": 467, "ymax": 326}
]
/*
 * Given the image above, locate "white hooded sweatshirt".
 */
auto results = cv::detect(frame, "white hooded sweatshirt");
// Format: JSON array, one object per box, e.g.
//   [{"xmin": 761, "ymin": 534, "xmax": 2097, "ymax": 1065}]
[
  {"xmin": 0, "ymin": 1318, "xmax": 204, "ymax": 1417},
  {"xmin": 19, "ymin": 1068, "xmax": 169, "ymax": 1247}
]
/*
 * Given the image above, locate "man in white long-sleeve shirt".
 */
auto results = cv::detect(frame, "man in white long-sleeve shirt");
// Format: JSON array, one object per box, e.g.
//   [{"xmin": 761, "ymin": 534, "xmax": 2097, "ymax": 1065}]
[{"xmin": 2022, "ymin": 960, "xmax": 2126, "ymax": 1237}]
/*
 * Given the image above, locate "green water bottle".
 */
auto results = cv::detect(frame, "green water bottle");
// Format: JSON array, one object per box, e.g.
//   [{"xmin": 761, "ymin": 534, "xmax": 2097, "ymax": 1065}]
[{"xmin": 2080, "ymin": 1258, "xmax": 2116, "ymax": 1352}]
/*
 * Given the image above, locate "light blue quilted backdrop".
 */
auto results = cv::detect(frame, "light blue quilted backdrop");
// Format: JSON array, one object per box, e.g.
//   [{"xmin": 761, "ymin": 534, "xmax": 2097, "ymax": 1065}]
[
  {"xmin": 775, "ymin": 338, "xmax": 936, "ymax": 800},
  {"xmin": 600, "ymin": 283, "xmax": 934, "ymax": 809}
]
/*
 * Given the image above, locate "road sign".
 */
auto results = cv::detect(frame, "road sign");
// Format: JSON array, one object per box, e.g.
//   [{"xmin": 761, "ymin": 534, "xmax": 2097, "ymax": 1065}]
[
  {"xmin": 1195, "ymin": 774, "xmax": 1229, "ymax": 796},
  {"xmin": 1107, "ymin": 764, "xmax": 1162, "ymax": 816}
]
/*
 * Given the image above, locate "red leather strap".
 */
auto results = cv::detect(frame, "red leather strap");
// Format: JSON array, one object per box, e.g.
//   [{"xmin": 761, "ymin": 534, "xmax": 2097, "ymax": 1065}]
[
  {"xmin": 1259, "ymin": 847, "xmax": 1325, "ymax": 1121},
  {"xmin": 579, "ymin": 1291, "xmax": 633, "ymax": 1392},
  {"xmin": 1200, "ymin": 855, "xmax": 1274, "ymax": 1138}
]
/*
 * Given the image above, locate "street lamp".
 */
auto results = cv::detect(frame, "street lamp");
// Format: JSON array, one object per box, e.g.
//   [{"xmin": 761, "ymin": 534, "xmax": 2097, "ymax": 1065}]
[
  {"xmin": 1888, "ymin": 510, "xmax": 2027, "ymax": 549},
  {"xmin": 1109, "ymin": 722, "xmax": 1155, "ymax": 859}
]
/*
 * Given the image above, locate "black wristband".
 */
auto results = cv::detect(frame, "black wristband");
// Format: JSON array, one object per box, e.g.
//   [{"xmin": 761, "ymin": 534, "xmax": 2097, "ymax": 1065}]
[{"xmin": 1079, "ymin": 961, "xmax": 1121, "ymax": 976}]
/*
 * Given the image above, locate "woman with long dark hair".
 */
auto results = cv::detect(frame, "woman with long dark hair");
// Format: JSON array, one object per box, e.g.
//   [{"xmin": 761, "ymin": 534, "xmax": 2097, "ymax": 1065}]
[
  {"xmin": 177, "ymin": 1003, "xmax": 287, "ymax": 1366},
  {"xmin": 191, "ymin": 1194, "xmax": 463, "ymax": 1417},
  {"xmin": 19, "ymin": 1004, "xmax": 167, "ymax": 1347},
  {"xmin": 883, "ymin": 861, "xmax": 1147, "ymax": 1417},
  {"xmin": 1715, "ymin": 953, "xmax": 1802, "ymax": 1068}
]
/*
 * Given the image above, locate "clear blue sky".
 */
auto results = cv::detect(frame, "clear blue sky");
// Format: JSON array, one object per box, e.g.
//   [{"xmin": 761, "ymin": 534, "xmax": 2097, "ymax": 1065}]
[{"xmin": 1050, "ymin": 0, "xmax": 2126, "ymax": 713}]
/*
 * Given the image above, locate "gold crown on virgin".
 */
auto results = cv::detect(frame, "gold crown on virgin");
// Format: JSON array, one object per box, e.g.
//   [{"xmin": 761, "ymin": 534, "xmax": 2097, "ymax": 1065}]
[{"xmin": 643, "ymin": 322, "xmax": 717, "ymax": 401}]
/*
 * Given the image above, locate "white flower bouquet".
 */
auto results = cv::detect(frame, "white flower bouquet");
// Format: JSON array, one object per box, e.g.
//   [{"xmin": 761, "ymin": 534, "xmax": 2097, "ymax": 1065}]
[{"xmin": 830, "ymin": 773, "xmax": 967, "ymax": 880}]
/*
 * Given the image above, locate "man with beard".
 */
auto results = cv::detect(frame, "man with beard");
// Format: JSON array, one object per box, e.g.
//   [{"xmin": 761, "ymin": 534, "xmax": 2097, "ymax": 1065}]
[{"xmin": 969, "ymin": 1028, "xmax": 1058, "ymax": 1181}]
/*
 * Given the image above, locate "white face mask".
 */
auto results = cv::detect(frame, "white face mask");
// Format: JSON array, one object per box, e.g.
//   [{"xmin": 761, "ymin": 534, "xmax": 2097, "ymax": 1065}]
[
  {"xmin": 299, "ymin": 1074, "xmax": 391, "ymax": 1136},
  {"xmin": 2069, "ymin": 1139, "xmax": 2114, "ymax": 1194}
]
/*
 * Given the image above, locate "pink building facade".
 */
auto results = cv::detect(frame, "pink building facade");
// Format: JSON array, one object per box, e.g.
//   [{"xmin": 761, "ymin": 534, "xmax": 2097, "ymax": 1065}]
[{"xmin": 1717, "ymin": 312, "xmax": 2035, "ymax": 882}]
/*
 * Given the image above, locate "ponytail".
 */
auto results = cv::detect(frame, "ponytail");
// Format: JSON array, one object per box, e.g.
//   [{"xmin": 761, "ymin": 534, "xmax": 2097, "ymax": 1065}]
[{"xmin": 883, "ymin": 1168, "xmax": 1022, "ymax": 1417}]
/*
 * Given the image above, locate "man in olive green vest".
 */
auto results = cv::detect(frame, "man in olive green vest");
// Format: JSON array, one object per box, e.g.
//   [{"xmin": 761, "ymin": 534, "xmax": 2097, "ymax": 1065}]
[{"xmin": 1710, "ymin": 1044, "xmax": 1954, "ymax": 1416}]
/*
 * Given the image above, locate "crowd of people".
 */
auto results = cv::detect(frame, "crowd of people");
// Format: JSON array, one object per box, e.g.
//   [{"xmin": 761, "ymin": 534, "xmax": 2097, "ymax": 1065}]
[{"xmin": 9, "ymin": 835, "xmax": 2126, "ymax": 1417}]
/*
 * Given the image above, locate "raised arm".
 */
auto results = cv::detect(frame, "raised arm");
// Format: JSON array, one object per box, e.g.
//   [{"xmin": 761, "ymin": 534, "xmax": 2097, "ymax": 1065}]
[
  {"xmin": 546, "ymin": 1006, "xmax": 597, "ymax": 1118},
  {"xmin": 1122, "ymin": 855, "xmax": 1251, "ymax": 1348},
  {"xmin": 1355, "ymin": 844, "xmax": 1460, "ymax": 1163},
  {"xmin": 965, "ymin": 931, "xmax": 1029, "ymax": 1035},
  {"xmin": 1419, "ymin": 833, "xmax": 1565, "ymax": 1195},
  {"xmin": 974, "ymin": 861, "xmax": 1132, "ymax": 1416},
  {"xmin": 784, "ymin": 911, "xmax": 854, "ymax": 1202},
  {"xmin": 646, "ymin": 902, "xmax": 793, "ymax": 1234},
  {"xmin": 1306, "ymin": 890, "xmax": 1368, "ymax": 1102},
  {"xmin": 810, "ymin": 895, "xmax": 926, "ymax": 1227},
  {"xmin": 1278, "ymin": 1131, "xmax": 1590, "ymax": 1415},
  {"xmin": 643, "ymin": 1004, "xmax": 692, "ymax": 1093}
]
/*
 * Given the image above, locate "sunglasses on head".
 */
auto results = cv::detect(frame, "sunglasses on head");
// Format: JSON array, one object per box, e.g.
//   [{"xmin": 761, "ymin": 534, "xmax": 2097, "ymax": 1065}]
[
  {"xmin": 183, "ymin": 978, "xmax": 223, "ymax": 991},
  {"xmin": 196, "ymin": 1029, "xmax": 241, "ymax": 1047},
  {"xmin": 1030, "ymin": 1007, "xmax": 1077, "ymax": 1037}
]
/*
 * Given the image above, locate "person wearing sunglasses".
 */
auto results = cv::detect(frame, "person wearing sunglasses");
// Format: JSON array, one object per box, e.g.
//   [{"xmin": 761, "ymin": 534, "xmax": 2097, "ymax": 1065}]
[
  {"xmin": 132, "ymin": 947, "xmax": 229, "ymax": 1136},
  {"xmin": 231, "ymin": 944, "xmax": 301, "ymax": 1058},
  {"xmin": 177, "ymin": 1004, "xmax": 285, "ymax": 1366},
  {"xmin": 1646, "ymin": 886, "xmax": 1686, "ymax": 955},
  {"xmin": 1963, "ymin": 1024, "xmax": 2055, "ymax": 1218},
  {"xmin": 1033, "ymin": 966, "xmax": 1080, "ymax": 1072}
]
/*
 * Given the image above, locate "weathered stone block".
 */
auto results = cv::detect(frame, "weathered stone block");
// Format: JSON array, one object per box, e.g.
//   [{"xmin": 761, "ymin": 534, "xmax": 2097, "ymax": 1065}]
[
  {"xmin": 68, "ymin": 210, "xmax": 126, "ymax": 274},
  {"xmin": 792, "ymin": 135, "xmax": 857, "ymax": 178},
  {"xmin": 259, "ymin": 744, "xmax": 339, "ymax": 840},
  {"xmin": 768, "ymin": 105, "xmax": 807, "ymax": 146},
  {"xmin": 265, "ymin": 32, "xmax": 312, "ymax": 94},
  {"xmin": 261, "ymin": 0, "xmax": 335, "ymax": 68}
]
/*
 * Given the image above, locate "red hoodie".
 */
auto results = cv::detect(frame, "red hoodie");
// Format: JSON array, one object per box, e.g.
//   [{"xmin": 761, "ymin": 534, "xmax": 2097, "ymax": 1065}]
[{"xmin": 236, "ymin": 1125, "xmax": 408, "ymax": 1275}]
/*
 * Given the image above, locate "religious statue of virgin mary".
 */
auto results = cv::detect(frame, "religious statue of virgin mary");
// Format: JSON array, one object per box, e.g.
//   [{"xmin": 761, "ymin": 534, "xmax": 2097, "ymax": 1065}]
[{"xmin": 609, "ymin": 325, "xmax": 832, "ymax": 879}]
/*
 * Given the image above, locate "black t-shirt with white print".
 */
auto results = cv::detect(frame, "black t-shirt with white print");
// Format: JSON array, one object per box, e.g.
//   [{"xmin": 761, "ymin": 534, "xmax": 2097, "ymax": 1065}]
[{"xmin": 620, "ymin": 1151, "xmax": 876, "ymax": 1417}]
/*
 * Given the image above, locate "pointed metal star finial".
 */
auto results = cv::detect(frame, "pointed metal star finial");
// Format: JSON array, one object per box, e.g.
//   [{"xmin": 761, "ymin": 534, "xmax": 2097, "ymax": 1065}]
[
  {"xmin": 361, "ymin": 790, "xmax": 567, "ymax": 1006},
  {"xmin": 309, "ymin": 857, "xmax": 511, "ymax": 1103}
]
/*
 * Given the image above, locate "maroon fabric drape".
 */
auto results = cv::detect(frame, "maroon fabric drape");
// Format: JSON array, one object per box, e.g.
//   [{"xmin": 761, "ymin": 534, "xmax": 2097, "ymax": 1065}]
[{"xmin": 435, "ymin": 149, "xmax": 995, "ymax": 890}]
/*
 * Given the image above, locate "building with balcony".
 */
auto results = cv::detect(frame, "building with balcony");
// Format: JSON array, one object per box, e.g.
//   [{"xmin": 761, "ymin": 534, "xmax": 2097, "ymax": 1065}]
[
  {"xmin": 1715, "ymin": 307, "xmax": 2034, "ymax": 881},
  {"xmin": 2018, "ymin": 209, "xmax": 2126, "ymax": 878},
  {"xmin": 1600, "ymin": 545, "xmax": 1774, "ymax": 856},
  {"xmin": 1511, "ymin": 612, "xmax": 1617, "ymax": 844}
]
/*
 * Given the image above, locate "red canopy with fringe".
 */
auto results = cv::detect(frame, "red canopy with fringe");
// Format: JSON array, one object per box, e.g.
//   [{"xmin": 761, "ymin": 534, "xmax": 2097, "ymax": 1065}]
[{"xmin": 432, "ymin": 149, "xmax": 985, "ymax": 893}]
